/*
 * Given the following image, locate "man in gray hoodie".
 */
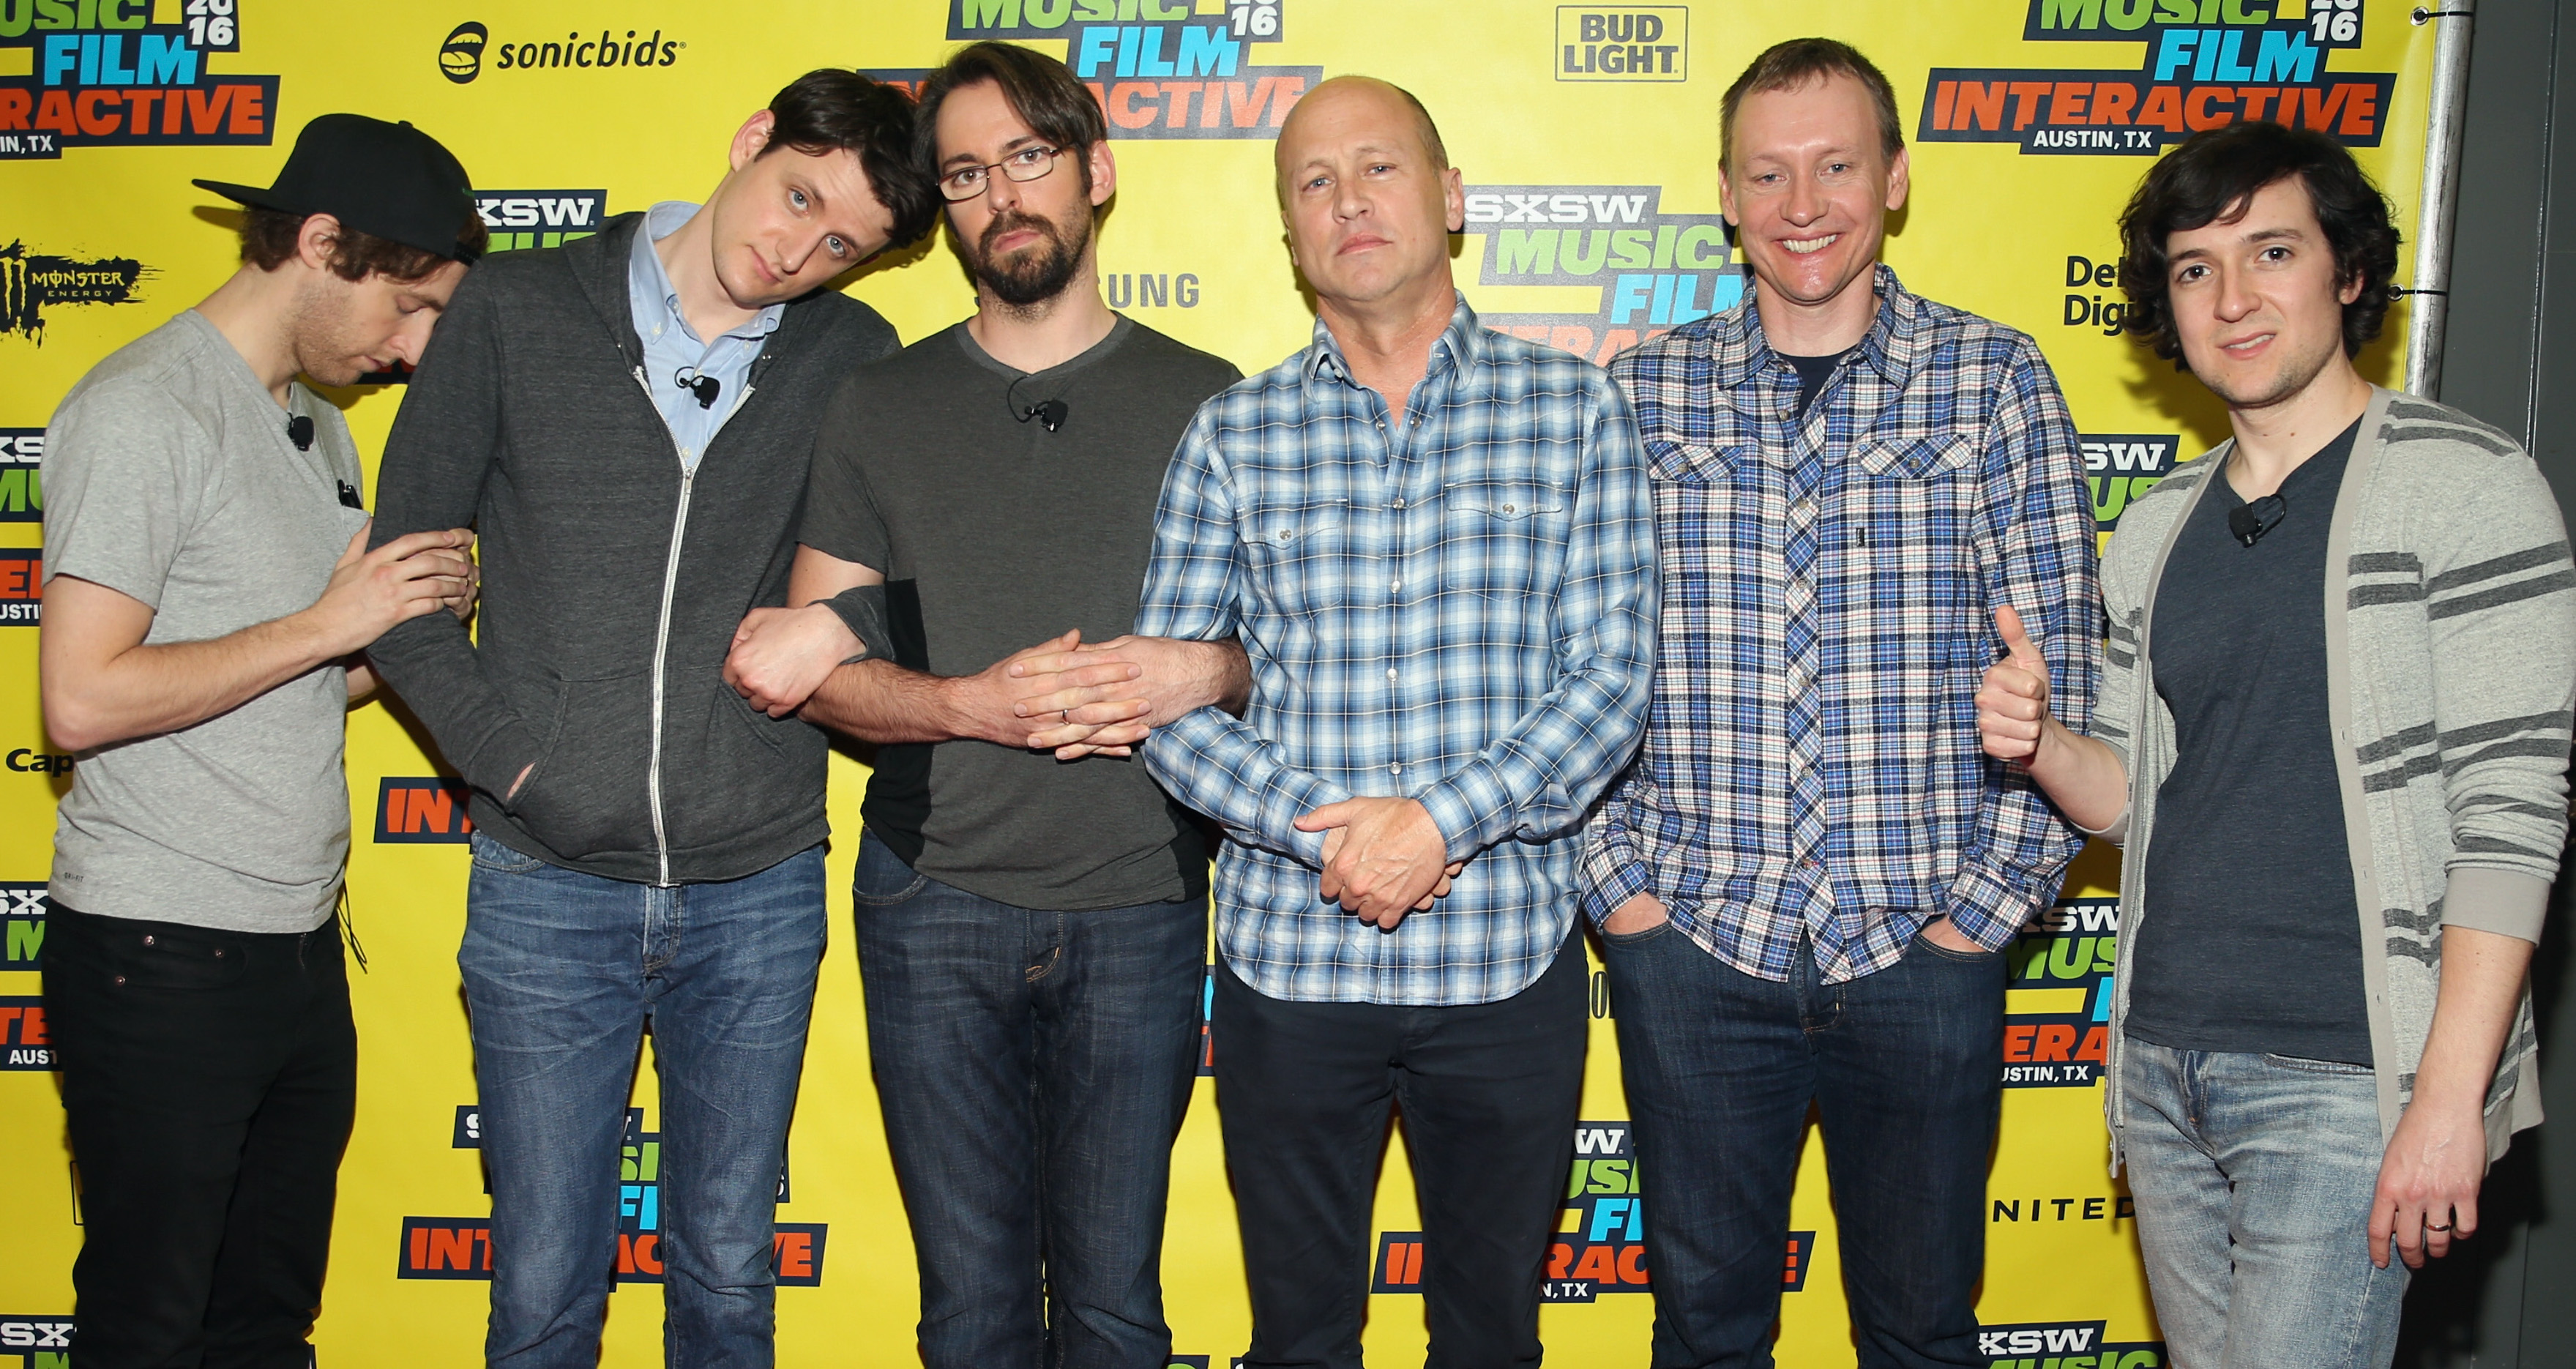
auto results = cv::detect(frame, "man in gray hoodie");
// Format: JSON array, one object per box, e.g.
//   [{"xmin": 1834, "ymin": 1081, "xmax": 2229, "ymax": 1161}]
[{"xmin": 366, "ymin": 71, "xmax": 937, "ymax": 1367}]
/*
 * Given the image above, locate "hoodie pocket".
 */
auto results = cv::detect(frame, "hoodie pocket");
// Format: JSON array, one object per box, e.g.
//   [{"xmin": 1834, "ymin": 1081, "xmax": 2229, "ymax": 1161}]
[{"xmin": 503, "ymin": 671, "xmax": 655, "ymax": 862}]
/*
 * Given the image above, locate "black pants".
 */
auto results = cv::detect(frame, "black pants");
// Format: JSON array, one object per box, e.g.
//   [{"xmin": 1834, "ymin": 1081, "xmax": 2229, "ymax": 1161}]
[
  {"xmin": 45, "ymin": 904, "xmax": 356, "ymax": 1369},
  {"xmin": 1212, "ymin": 939, "xmax": 1588, "ymax": 1369}
]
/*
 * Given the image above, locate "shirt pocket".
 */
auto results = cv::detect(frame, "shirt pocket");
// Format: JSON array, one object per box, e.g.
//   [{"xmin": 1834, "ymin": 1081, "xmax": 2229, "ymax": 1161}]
[
  {"xmin": 1236, "ymin": 499, "xmax": 1351, "ymax": 616},
  {"xmin": 1438, "ymin": 479, "xmax": 1572, "ymax": 606},
  {"xmin": 1848, "ymin": 432, "xmax": 1984, "ymax": 644}
]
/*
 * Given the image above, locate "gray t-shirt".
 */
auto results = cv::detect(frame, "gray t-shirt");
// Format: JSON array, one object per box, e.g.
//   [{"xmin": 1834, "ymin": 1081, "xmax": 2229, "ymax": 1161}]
[
  {"xmin": 799, "ymin": 316, "xmax": 1240, "ymax": 911},
  {"xmin": 42, "ymin": 310, "xmax": 370, "ymax": 932},
  {"xmin": 2128, "ymin": 418, "xmax": 2369, "ymax": 1064}
]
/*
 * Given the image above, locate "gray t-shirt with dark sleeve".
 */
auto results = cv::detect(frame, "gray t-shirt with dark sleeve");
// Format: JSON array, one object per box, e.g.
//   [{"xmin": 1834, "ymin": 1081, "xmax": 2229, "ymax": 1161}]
[
  {"xmin": 42, "ymin": 309, "xmax": 371, "ymax": 932},
  {"xmin": 799, "ymin": 316, "xmax": 1240, "ymax": 911}
]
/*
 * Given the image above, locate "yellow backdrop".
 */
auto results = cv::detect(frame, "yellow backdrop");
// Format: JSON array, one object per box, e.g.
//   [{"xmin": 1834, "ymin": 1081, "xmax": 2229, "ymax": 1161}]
[{"xmin": 0, "ymin": 1, "xmax": 2433, "ymax": 1364}]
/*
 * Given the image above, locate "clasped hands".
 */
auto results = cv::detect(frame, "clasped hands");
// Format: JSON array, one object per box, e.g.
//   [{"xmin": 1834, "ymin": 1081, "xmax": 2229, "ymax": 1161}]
[{"xmin": 720, "ymin": 609, "xmax": 1195, "ymax": 757}]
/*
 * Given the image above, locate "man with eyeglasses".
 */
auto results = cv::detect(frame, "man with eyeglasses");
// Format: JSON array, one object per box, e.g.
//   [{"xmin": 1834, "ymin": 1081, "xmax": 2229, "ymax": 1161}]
[{"xmin": 720, "ymin": 42, "xmax": 1246, "ymax": 1369}]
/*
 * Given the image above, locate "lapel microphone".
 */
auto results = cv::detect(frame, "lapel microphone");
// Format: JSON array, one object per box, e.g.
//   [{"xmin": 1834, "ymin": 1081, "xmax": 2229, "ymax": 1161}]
[
  {"xmin": 285, "ymin": 414, "xmax": 315, "ymax": 451},
  {"xmin": 2228, "ymin": 493, "xmax": 2286, "ymax": 548},
  {"xmin": 1021, "ymin": 398, "xmax": 1069, "ymax": 433},
  {"xmin": 676, "ymin": 368, "xmax": 721, "ymax": 410}
]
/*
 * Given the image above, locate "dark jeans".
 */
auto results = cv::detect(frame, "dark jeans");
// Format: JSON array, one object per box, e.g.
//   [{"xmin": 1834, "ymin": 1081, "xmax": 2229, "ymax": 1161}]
[
  {"xmin": 851, "ymin": 834, "xmax": 1207, "ymax": 1369},
  {"xmin": 44, "ymin": 903, "xmax": 356, "ymax": 1369},
  {"xmin": 1602, "ymin": 922, "xmax": 2004, "ymax": 1369},
  {"xmin": 460, "ymin": 835, "xmax": 826, "ymax": 1369},
  {"xmin": 1212, "ymin": 937, "xmax": 1589, "ymax": 1369}
]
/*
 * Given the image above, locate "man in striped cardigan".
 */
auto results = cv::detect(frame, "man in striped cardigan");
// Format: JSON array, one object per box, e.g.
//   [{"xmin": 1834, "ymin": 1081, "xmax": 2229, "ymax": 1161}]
[{"xmin": 1977, "ymin": 121, "xmax": 2572, "ymax": 1368}]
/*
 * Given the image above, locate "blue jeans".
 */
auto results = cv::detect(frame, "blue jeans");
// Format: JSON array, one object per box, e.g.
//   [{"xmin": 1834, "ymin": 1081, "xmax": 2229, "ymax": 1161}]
[
  {"xmin": 2120, "ymin": 1040, "xmax": 2410, "ymax": 1368},
  {"xmin": 460, "ymin": 834, "xmax": 826, "ymax": 1368},
  {"xmin": 850, "ymin": 833, "xmax": 1206, "ymax": 1369},
  {"xmin": 1601, "ymin": 922, "xmax": 2005, "ymax": 1369}
]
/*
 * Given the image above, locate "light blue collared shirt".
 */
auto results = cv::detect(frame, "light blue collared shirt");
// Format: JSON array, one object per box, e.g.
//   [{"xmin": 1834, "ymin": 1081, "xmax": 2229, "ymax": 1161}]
[{"xmin": 628, "ymin": 200, "xmax": 781, "ymax": 472}]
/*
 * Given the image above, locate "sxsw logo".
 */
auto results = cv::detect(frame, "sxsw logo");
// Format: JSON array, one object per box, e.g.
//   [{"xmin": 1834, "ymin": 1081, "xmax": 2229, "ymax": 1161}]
[
  {"xmin": 1, "ymin": 885, "xmax": 47, "ymax": 974},
  {"xmin": 2082, "ymin": 433, "xmax": 2179, "ymax": 531},
  {"xmin": 1979, "ymin": 1320, "xmax": 2165, "ymax": 1368},
  {"xmin": 933, "ymin": 0, "xmax": 1317, "ymax": 140},
  {"xmin": 0, "ymin": 550, "xmax": 42, "ymax": 624},
  {"xmin": 476, "ymin": 190, "xmax": 608, "ymax": 254},
  {"xmin": 2002, "ymin": 897, "xmax": 2118, "ymax": 1087},
  {"xmin": 1555, "ymin": 7, "xmax": 1684, "ymax": 81},
  {"xmin": 0, "ymin": 0, "xmax": 279, "ymax": 160},
  {"xmin": 1465, "ymin": 184, "xmax": 1738, "ymax": 366},
  {"xmin": 1918, "ymin": 0, "xmax": 2392, "ymax": 157},
  {"xmin": 1373, "ymin": 1121, "xmax": 1811, "ymax": 1303},
  {"xmin": 376, "ymin": 777, "xmax": 472, "ymax": 843},
  {"xmin": 0, "ymin": 996, "xmax": 51, "ymax": 1070},
  {"xmin": 0, "ymin": 430, "xmax": 39, "ymax": 522},
  {"xmin": 0, "ymin": 1316, "xmax": 73, "ymax": 1368}
]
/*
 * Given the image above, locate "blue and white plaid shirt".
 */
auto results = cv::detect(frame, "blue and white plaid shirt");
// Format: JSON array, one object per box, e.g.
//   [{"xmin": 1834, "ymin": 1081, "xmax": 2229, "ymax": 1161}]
[
  {"xmin": 1138, "ymin": 296, "xmax": 1659, "ymax": 1005},
  {"xmin": 1581, "ymin": 266, "xmax": 2099, "ymax": 985}
]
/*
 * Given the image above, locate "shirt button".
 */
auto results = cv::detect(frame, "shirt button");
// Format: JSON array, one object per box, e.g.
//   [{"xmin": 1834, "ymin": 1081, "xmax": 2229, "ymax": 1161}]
[
  {"xmin": 1389, "ymin": 763, "xmax": 1403, "ymax": 776},
  {"xmin": 1802, "ymin": 857, "xmax": 1821, "ymax": 869},
  {"xmin": 142, "ymin": 935, "xmax": 155, "ymax": 946},
  {"xmin": 1502, "ymin": 504, "xmax": 1517, "ymax": 514},
  {"xmin": 1376, "ymin": 419, "xmax": 1386, "ymax": 429},
  {"xmin": 1389, "ymin": 578, "xmax": 1401, "ymax": 592},
  {"xmin": 1392, "ymin": 498, "xmax": 1406, "ymax": 510},
  {"xmin": 1387, "ymin": 667, "xmax": 1399, "ymax": 680}
]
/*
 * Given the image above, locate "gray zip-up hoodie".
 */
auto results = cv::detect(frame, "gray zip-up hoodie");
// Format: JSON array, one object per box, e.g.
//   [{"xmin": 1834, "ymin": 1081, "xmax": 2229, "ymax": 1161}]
[
  {"xmin": 368, "ymin": 213, "xmax": 898, "ymax": 885},
  {"xmin": 2096, "ymin": 387, "xmax": 2573, "ymax": 1170}
]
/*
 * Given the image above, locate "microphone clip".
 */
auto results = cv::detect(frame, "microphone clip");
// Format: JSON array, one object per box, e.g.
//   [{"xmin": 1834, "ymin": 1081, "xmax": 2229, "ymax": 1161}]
[
  {"xmin": 285, "ymin": 414, "xmax": 316, "ymax": 451},
  {"xmin": 1022, "ymin": 398, "xmax": 1069, "ymax": 433},
  {"xmin": 676, "ymin": 368, "xmax": 722, "ymax": 411}
]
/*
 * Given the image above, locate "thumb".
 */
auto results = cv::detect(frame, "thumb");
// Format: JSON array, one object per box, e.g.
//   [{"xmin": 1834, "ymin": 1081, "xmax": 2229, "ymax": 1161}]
[
  {"xmin": 1996, "ymin": 605, "xmax": 2045, "ymax": 667},
  {"xmin": 338, "ymin": 521, "xmax": 371, "ymax": 566},
  {"xmin": 1294, "ymin": 801, "xmax": 1354, "ymax": 832}
]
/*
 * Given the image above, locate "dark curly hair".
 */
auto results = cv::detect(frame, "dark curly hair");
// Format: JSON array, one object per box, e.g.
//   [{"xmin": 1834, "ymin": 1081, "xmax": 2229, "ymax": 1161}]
[
  {"xmin": 238, "ymin": 205, "xmax": 486, "ymax": 284},
  {"xmin": 914, "ymin": 42, "xmax": 1110, "ymax": 195},
  {"xmin": 762, "ymin": 69, "xmax": 943, "ymax": 252},
  {"xmin": 2117, "ymin": 120, "xmax": 2400, "ymax": 364}
]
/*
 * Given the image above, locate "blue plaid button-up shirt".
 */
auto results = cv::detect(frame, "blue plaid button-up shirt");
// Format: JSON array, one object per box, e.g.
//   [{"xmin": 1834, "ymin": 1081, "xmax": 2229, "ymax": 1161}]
[
  {"xmin": 1137, "ymin": 296, "xmax": 1659, "ymax": 1005},
  {"xmin": 1581, "ymin": 266, "xmax": 2099, "ymax": 985}
]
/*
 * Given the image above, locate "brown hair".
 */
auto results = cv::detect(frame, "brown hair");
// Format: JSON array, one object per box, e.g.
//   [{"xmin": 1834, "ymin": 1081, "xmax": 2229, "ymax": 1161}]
[
  {"xmin": 914, "ymin": 42, "xmax": 1108, "ymax": 193},
  {"xmin": 2117, "ymin": 120, "xmax": 2400, "ymax": 364},
  {"xmin": 1720, "ymin": 37, "xmax": 1904, "ymax": 175},
  {"xmin": 236, "ymin": 206, "xmax": 488, "ymax": 283}
]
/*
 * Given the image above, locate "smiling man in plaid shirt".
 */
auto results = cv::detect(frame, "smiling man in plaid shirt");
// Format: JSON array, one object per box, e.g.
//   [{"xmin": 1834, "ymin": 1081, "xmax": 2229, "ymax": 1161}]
[
  {"xmin": 1580, "ymin": 40, "xmax": 2099, "ymax": 1368},
  {"xmin": 1135, "ymin": 77, "xmax": 1657, "ymax": 1368}
]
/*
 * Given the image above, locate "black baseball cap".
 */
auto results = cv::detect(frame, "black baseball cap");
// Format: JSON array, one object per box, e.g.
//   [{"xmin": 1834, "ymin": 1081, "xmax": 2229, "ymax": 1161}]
[{"xmin": 195, "ymin": 113, "xmax": 481, "ymax": 264}]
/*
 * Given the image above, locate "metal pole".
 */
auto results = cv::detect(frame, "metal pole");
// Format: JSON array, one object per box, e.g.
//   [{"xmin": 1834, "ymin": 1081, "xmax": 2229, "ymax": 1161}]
[{"xmin": 2405, "ymin": 1, "xmax": 2476, "ymax": 398}]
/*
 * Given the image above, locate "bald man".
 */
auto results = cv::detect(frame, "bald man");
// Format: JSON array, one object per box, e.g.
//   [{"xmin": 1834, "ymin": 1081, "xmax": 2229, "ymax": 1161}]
[{"xmin": 1133, "ymin": 77, "xmax": 1658, "ymax": 1367}]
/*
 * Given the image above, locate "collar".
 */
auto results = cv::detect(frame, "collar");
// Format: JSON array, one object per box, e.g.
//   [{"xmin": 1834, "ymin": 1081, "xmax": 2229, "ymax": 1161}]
[
  {"xmin": 1302, "ymin": 290, "xmax": 1483, "ymax": 390},
  {"xmin": 1700, "ymin": 264, "xmax": 1927, "ymax": 396},
  {"xmin": 630, "ymin": 200, "xmax": 784, "ymax": 346}
]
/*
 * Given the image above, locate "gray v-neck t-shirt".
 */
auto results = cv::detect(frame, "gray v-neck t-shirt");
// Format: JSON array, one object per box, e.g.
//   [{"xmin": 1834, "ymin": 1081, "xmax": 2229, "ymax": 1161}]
[
  {"xmin": 43, "ymin": 309, "xmax": 372, "ymax": 932},
  {"xmin": 2128, "ymin": 418, "xmax": 2370, "ymax": 1065}
]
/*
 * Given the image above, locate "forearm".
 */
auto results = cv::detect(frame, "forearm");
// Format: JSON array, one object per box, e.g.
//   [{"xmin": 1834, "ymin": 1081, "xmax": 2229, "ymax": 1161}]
[
  {"xmin": 2026, "ymin": 720, "xmax": 2130, "ymax": 835},
  {"xmin": 799, "ymin": 658, "xmax": 993, "ymax": 746},
  {"xmin": 2411, "ymin": 925, "xmax": 2536, "ymax": 1111},
  {"xmin": 50, "ymin": 611, "xmax": 342, "ymax": 750},
  {"xmin": 346, "ymin": 656, "xmax": 378, "ymax": 704}
]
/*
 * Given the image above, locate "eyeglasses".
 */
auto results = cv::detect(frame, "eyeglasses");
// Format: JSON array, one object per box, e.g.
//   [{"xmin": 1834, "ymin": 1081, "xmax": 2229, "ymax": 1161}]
[{"xmin": 939, "ymin": 144, "xmax": 1065, "ymax": 202}]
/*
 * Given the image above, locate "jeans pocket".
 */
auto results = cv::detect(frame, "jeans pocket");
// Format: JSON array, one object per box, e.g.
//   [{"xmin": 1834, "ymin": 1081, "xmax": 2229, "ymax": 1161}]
[
  {"xmin": 849, "ymin": 838, "xmax": 930, "ymax": 907},
  {"xmin": 104, "ymin": 924, "xmax": 249, "ymax": 992},
  {"xmin": 1913, "ymin": 929, "xmax": 2003, "ymax": 963},
  {"xmin": 469, "ymin": 832, "xmax": 550, "ymax": 876},
  {"xmin": 1600, "ymin": 917, "xmax": 1675, "ymax": 948},
  {"xmin": 2261, "ymin": 1053, "xmax": 2375, "ymax": 1077}
]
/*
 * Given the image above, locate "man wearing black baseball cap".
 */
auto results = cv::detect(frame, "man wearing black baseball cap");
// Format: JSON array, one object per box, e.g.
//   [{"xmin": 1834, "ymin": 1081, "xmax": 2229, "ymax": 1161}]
[{"xmin": 37, "ymin": 111, "xmax": 484, "ymax": 1367}]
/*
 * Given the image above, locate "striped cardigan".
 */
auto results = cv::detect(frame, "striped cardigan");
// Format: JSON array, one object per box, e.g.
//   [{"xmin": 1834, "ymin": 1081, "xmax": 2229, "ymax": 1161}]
[{"xmin": 2094, "ymin": 387, "xmax": 2573, "ymax": 1169}]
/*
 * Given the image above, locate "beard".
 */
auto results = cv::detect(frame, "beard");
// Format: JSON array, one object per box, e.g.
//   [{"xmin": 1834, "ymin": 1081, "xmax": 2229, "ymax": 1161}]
[
  {"xmin": 968, "ymin": 207, "xmax": 1090, "ymax": 307},
  {"xmin": 288, "ymin": 280, "xmax": 382, "ymax": 387}
]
